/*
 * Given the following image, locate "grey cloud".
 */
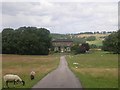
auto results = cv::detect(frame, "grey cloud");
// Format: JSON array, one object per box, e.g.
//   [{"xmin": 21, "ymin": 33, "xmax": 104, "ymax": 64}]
[{"xmin": 2, "ymin": 1, "xmax": 118, "ymax": 33}]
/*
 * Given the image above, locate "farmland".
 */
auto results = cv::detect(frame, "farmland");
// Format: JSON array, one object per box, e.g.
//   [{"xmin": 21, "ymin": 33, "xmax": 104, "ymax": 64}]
[
  {"xmin": 81, "ymin": 34, "xmax": 110, "ymax": 46},
  {"xmin": 51, "ymin": 33, "xmax": 110, "ymax": 47},
  {"xmin": 0, "ymin": 54, "xmax": 2, "ymax": 89},
  {"xmin": 2, "ymin": 54, "xmax": 59, "ymax": 88},
  {"xmin": 66, "ymin": 51, "xmax": 118, "ymax": 88}
]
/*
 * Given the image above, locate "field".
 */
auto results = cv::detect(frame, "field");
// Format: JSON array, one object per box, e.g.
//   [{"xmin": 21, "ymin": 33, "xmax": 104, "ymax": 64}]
[
  {"xmin": 0, "ymin": 54, "xmax": 2, "ymax": 89},
  {"xmin": 77, "ymin": 34, "xmax": 110, "ymax": 46},
  {"xmin": 2, "ymin": 54, "xmax": 59, "ymax": 88},
  {"xmin": 66, "ymin": 51, "xmax": 118, "ymax": 88},
  {"xmin": 86, "ymin": 40, "xmax": 103, "ymax": 46}
]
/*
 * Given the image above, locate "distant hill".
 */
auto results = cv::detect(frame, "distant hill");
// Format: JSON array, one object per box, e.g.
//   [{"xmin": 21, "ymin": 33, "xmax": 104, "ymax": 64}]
[{"xmin": 51, "ymin": 33, "xmax": 110, "ymax": 47}]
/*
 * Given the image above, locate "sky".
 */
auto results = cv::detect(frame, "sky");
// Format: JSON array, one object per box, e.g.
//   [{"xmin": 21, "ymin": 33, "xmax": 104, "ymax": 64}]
[{"xmin": 1, "ymin": 0, "xmax": 119, "ymax": 34}]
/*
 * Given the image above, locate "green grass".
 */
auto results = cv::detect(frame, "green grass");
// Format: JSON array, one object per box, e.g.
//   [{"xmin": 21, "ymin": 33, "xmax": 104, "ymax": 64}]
[
  {"xmin": 79, "ymin": 33, "xmax": 109, "ymax": 47},
  {"xmin": 86, "ymin": 36, "xmax": 103, "ymax": 47},
  {"xmin": 66, "ymin": 51, "xmax": 118, "ymax": 88},
  {"xmin": 86, "ymin": 40, "xmax": 103, "ymax": 46},
  {"xmin": 0, "ymin": 54, "xmax": 2, "ymax": 90},
  {"xmin": 2, "ymin": 54, "xmax": 60, "ymax": 88}
]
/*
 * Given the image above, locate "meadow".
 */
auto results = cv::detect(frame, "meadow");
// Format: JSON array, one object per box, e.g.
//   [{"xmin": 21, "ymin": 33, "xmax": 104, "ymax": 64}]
[
  {"xmin": 0, "ymin": 54, "xmax": 2, "ymax": 89},
  {"xmin": 79, "ymin": 33, "xmax": 110, "ymax": 46},
  {"xmin": 86, "ymin": 40, "xmax": 103, "ymax": 46},
  {"xmin": 66, "ymin": 51, "xmax": 118, "ymax": 88},
  {"xmin": 2, "ymin": 54, "xmax": 59, "ymax": 88}
]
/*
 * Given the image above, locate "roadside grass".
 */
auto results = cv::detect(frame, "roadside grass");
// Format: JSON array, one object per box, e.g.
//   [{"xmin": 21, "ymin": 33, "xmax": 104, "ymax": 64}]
[
  {"xmin": 66, "ymin": 51, "xmax": 118, "ymax": 88},
  {"xmin": 2, "ymin": 54, "xmax": 59, "ymax": 88},
  {"xmin": 0, "ymin": 54, "xmax": 2, "ymax": 90}
]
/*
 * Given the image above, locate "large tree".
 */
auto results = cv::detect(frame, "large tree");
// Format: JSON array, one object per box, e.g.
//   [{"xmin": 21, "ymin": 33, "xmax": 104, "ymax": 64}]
[
  {"xmin": 102, "ymin": 30, "xmax": 120, "ymax": 54},
  {"xmin": 2, "ymin": 27, "xmax": 51, "ymax": 55}
]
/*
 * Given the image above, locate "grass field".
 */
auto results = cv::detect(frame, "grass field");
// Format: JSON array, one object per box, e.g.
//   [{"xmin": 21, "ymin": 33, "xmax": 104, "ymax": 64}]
[
  {"xmin": 77, "ymin": 34, "xmax": 110, "ymax": 38},
  {"xmin": 66, "ymin": 51, "xmax": 118, "ymax": 88},
  {"xmin": 0, "ymin": 54, "xmax": 2, "ymax": 90},
  {"xmin": 86, "ymin": 40, "xmax": 103, "ymax": 46},
  {"xmin": 86, "ymin": 35, "xmax": 105, "ymax": 47},
  {"xmin": 2, "ymin": 54, "xmax": 60, "ymax": 88},
  {"xmin": 77, "ymin": 33, "xmax": 110, "ymax": 46}
]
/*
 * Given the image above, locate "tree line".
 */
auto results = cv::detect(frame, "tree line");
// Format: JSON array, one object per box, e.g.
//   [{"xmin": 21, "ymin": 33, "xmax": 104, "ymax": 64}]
[
  {"xmin": 2, "ymin": 26, "xmax": 119, "ymax": 55},
  {"xmin": 74, "ymin": 31, "xmax": 113, "ymax": 35},
  {"xmin": 51, "ymin": 33, "xmax": 96, "ymax": 44},
  {"xmin": 2, "ymin": 27, "xmax": 51, "ymax": 55}
]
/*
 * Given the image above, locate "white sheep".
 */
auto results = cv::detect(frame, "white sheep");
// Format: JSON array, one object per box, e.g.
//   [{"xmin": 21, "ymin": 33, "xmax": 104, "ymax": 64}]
[
  {"xmin": 30, "ymin": 71, "xmax": 36, "ymax": 80},
  {"xmin": 3, "ymin": 74, "xmax": 25, "ymax": 88}
]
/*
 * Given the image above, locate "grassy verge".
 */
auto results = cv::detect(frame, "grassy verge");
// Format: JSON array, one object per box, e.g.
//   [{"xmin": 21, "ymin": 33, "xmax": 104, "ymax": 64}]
[
  {"xmin": 2, "ymin": 54, "xmax": 59, "ymax": 88},
  {"xmin": 0, "ymin": 54, "xmax": 2, "ymax": 90},
  {"xmin": 66, "ymin": 51, "xmax": 118, "ymax": 88}
]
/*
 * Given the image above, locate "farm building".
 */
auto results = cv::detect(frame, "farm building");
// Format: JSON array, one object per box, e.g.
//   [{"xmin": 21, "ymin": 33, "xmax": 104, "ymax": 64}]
[{"xmin": 52, "ymin": 39, "xmax": 73, "ymax": 52}]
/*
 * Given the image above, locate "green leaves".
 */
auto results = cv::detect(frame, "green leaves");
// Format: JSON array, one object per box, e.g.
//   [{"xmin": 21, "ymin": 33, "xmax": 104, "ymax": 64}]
[
  {"xmin": 2, "ymin": 27, "xmax": 51, "ymax": 55},
  {"xmin": 71, "ymin": 43, "xmax": 90, "ymax": 54},
  {"xmin": 102, "ymin": 30, "xmax": 120, "ymax": 54}
]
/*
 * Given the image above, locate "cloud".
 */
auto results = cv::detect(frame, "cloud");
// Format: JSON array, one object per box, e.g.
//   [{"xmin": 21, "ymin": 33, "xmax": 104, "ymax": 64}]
[{"xmin": 2, "ymin": 1, "xmax": 118, "ymax": 33}]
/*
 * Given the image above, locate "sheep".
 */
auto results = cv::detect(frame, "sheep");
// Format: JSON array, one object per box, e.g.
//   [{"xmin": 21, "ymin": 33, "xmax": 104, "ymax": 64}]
[
  {"xmin": 3, "ymin": 74, "xmax": 25, "ymax": 88},
  {"xmin": 30, "ymin": 71, "xmax": 36, "ymax": 80},
  {"xmin": 73, "ymin": 62, "xmax": 79, "ymax": 65}
]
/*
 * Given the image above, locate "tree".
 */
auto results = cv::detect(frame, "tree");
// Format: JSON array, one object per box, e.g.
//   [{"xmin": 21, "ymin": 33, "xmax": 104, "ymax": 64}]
[
  {"xmin": 71, "ymin": 43, "xmax": 90, "ymax": 54},
  {"xmin": 81, "ymin": 43, "xmax": 90, "ymax": 51},
  {"xmin": 79, "ymin": 45, "xmax": 86, "ymax": 53},
  {"xmin": 102, "ymin": 30, "xmax": 119, "ymax": 54},
  {"xmin": 2, "ymin": 28, "xmax": 17, "ymax": 54},
  {"xmin": 118, "ymin": 29, "xmax": 120, "ymax": 53},
  {"xmin": 71, "ymin": 44, "xmax": 80, "ymax": 54},
  {"xmin": 2, "ymin": 27, "xmax": 51, "ymax": 55},
  {"xmin": 90, "ymin": 44, "xmax": 97, "ymax": 49}
]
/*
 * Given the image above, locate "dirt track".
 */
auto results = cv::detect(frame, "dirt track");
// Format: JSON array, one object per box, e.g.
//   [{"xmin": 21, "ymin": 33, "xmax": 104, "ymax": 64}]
[{"xmin": 32, "ymin": 56, "xmax": 82, "ymax": 88}]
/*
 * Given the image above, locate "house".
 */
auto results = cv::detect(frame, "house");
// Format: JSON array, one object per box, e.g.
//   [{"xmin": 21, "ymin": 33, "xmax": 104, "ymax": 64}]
[{"xmin": 52, "ymin": 39, "xmax": 73, "ymax": 52}]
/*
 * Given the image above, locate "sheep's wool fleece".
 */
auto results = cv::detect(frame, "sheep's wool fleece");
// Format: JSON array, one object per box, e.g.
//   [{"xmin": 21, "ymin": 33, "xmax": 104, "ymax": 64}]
[
  {"xmin": 30, "ymin": 71, "xmax": 36, "ymax": 75},
  {"xmin": 4, "ymin": 74, "xmax": 22, "ymax": 82}
]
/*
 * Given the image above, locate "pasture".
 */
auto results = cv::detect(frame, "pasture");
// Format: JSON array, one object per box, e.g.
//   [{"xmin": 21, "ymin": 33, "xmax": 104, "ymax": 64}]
[
  {"xmin": 66, "ymin": 51, "xmax": 118, "ymax": 88},
  {"xmin": 79, "ymin": 33, "xmax": 110, "ymax": 46},
  {"xmin": 0, "ymin": 54, "xmax": 2, "ymax": 89},
  {"xmin": 2, "ymin": 54, "xmax": 59, "ymax": 88},
  {"xmin": 86, "ymin": 40, "xmax": 103, "ymax": 46}
]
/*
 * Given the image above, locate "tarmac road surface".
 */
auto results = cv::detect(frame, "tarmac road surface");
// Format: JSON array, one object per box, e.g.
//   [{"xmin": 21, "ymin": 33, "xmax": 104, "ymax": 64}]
[{"xmin": 32, "ymin": 56, "xmax": 82, "ymax": 88}]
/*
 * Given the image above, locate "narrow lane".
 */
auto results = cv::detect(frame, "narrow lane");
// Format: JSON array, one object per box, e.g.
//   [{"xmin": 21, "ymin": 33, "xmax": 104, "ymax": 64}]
[{"xmin": 32, "ymin": 56, "xmax": 82, "ymax": 88}]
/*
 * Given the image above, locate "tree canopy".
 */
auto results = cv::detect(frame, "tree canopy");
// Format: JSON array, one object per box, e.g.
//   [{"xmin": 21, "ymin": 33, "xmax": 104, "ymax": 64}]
[
  {"xmin": 71, "ymin": 43, "xmax": 90, "ymax": 54},
  {"xmin": 102, "ymin": 30, "xmax": 120, "ymax": 54},
  {"xmin": 2, "ymin": 27, "xmax": 51, "ymax": 55}
]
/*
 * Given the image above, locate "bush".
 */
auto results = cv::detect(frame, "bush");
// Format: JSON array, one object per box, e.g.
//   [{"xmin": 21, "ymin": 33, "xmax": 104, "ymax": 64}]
[
  {"xmin": 71, "ymin": 43, "xmax": 90, "ymax": 54},
  {"xmin": 90, "ymin": 44, "xmax": 98, "ymax": 49}
]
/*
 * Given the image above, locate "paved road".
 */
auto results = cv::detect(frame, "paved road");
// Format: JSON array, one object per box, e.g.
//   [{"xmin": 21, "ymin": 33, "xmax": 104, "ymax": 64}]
[{"xmin": 32, "ymin": 56, "xmax": 82, "ymax": 88}]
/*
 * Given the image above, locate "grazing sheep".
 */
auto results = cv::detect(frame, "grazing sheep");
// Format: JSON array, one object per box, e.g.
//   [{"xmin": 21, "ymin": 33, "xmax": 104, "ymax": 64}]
[
  {"xmin": 30, "ymin": 71, "xmax": 36, "ymax": 80},
  {"xmin": 3, "ymin": 74, "xmax": 25, "ymax": 88},
  {"xmin": 75, "ymin": 66, "xmax": 78, "ymax": 69},
  {"xmin": 73, "ymin": 62, "xmax": 79, "ymax": 65}
]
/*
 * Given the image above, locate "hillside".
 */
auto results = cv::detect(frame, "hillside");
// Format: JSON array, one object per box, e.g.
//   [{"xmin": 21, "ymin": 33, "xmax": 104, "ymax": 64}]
[{"xmin": 51, "ymin": 33, "xmax": 110, "ymax": 47}]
